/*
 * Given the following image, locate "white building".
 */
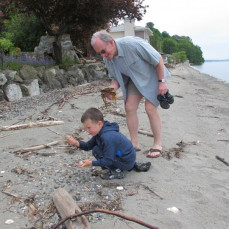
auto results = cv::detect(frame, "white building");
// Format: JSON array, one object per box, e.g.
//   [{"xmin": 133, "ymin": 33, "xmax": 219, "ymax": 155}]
[{"xmin": 109, "ymin": 18, "xmax": 153, "ymax": 42}]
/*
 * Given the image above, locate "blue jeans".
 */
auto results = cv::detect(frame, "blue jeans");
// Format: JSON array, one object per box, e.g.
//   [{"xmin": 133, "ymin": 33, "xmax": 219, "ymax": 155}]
[{"xmin": 92, "ymin": 146, "xmax": 134, "ymax": 171}]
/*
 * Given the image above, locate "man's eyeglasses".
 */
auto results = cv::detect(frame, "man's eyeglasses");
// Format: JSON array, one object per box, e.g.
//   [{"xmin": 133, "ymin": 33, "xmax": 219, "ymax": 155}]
[{"xmin": 98, "ymin": 49, "xmax": 106, "ymax": 55}]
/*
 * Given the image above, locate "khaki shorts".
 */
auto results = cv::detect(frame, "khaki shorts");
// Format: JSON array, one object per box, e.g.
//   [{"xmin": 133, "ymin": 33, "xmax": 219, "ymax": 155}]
[{"xmin": 127, "ymin": 80, "xmax": 142, "ymax": 96}]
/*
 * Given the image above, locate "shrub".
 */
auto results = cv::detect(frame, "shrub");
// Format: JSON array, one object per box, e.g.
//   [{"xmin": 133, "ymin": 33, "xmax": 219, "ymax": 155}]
[
  {"xmin": 59, "ymin": 56, "xmax": 79, "ymax": 69},
  {"xmin": 171, "ymin": 51, "xmax": 188, "ymax": 63},
  {"xmin": 3, "ymin": 14, "xmax": 45, "ymax": 52}
]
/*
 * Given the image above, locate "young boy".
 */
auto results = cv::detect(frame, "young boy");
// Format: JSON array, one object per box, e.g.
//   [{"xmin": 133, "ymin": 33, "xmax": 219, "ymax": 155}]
[{"xmin": 66, "ymin": 107, "xmax": 151, "ymax": 180}]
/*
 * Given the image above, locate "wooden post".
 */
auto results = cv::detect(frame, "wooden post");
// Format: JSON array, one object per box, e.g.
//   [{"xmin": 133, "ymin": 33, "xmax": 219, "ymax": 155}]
[{"xmin": 53, "ymin": 188, "xmax": 91, "ymax": 229}]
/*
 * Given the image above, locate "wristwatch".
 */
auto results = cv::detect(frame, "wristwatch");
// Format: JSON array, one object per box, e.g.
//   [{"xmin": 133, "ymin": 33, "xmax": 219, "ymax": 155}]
[{"xmin": 158, "ymin": 79, "xmax": 166, "ymax": 82}]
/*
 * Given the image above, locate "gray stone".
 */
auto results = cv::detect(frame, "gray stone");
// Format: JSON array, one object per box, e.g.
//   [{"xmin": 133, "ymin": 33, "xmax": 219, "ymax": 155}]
[
  {"xmin": 21, "ymin": 79, "xmax": 40, "ymax": 97},
  {"xmin": 44, "ymin": 68, "xmax": 62, "ymax": 89},
  {"xmin": 0, "ymin": 73, "xmax": 7, "ymax": 86},
  {"xmin": 0, "ymin": 89, "xmax": 5, "ymax": 101},
  {"xmin": 34, "ymin": 34, "xmax": 79, "ymax": 61},
  {"xmin": 5, "ymin": 84, "xmax": 23, "ymax": 101},
  {"xmin": 36, "ymin": 66, "xmax": 46, "ymax": 79},
  {"xmin": 14, "ymin": 75, "xmax": 24, "ymax": 83},
  {"xmin": 67, "ymin": 64, "xmax": 86, "ymax": 85},
  {"xmin": 8, "ymin": 71, "xmax": 17, "ymax": 80},
  {"xmin": 20, "ymin": 84, "xmax": 30, "ymax": 96},
  {"xmin": 19, "ymin": 65, "xmax": 38, "ymax": 80}
]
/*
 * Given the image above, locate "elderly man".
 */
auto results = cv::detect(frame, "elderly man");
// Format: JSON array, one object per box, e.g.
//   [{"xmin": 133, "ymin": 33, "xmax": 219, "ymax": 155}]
[{"xmin": 91, "ymin": 30, "xmax": 170, "ymax": 158}]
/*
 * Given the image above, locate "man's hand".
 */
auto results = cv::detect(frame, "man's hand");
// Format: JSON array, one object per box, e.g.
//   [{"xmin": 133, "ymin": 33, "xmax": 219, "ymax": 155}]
[
  {"xmin": 66, "ymin": 136, "xmax": 79, "ymax": 147},
  {"xmin": 76, "ymin": 160, "xmax": 92, "ymax": 167},
  {"xmin": 158, "ymin": 82, "xmax": 168, "ymax": 95}
]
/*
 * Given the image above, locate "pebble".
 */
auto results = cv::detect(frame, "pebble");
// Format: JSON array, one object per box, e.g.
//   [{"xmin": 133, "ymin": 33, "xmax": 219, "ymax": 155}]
[
  {"xmin": 5, "ymin": 219, "xmax": 14, "ymax": 224},
  {"xmin": 167, "ymin": 206, "xmax": 180, "ymax": 214},
  {"xmin": 116, "ymin": 186, "xmax": 124, "ymax": 190}
]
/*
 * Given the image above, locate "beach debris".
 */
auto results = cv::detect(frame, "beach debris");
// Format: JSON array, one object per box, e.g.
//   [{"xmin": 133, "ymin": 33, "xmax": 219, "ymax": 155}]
[
  {"xmin": 217, "ymin": 139, "xmax": 229, "ymax": 142},
  {"xmin": 167, "ymin": 207, "xmax": 180, "ymax": 214},
  {"xmin": 110, "ymin": 110, "xmax": 126, "ymax": 117},
  {"xmin": 52, "ymin": 207, "xmax": 159, "ymax": 229},
  {"xmin": 138, "ymin": 130, "xmax": 154, "ymax": 137},
  {"xmin": 126, "ymin": 189, "xmax": 138, "ymax": 196},
  {"xmin": 13, "ymin": 140, "xmax": 59, "ymax": 154},
  {"xmin": 28, "ymin": 203, "xmax": 37, "ymax": 215},
  {"xmin": 1, "ymin": 170, "xmax": 5, "ymax": 173},
  {"xmin": 46, "ymin": 127, "xmax": 62, "ymax": 136},
  {"xmin": 216, "ymin": 156, "xmax": 229, "ymax": 166},
  {"xmin": 11, "ymin": 167, "xmax": 27, "ymax": 175},
  {"xmin": 116, "ymin": 186, "xmax": 124, "ymax": 191},
  {"xmin": 163, "ymin": 140, "xmax": 199, "ymax": 160},
  {"xmin": 176, "ymin": 140, "xmax": 199, "ymax": 147},
  {"xmin": 52, "ymin": 188, "xmax": 91, "ymax": 229},
  {"xmin": 1, "ymin": 120, "xmax": 64, "ymax": 131},
  {"xmin": 5, "ymin": 219, "xmax": 14, "ymax": 224},
  {"xmin": 101, "ymin": 87, "xmax": 116, "ymax": 107},
  {"xmin": 141, "ymin": 184, "xmax": 163, "ymax": 200}
]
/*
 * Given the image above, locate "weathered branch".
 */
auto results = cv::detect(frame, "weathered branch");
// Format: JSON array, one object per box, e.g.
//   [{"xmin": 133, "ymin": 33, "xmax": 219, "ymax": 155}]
[
  {"xmin": 216, "ymin": 156, "xmax": 229, "ymax": 166},
  {"xmin": 1, "ymin": 121, "xmax": 64, "ymax": 131},
  {"xmin": 13, "ymin": 141, "xmax": 59, "ymax": 154},
  {"xmin": 142, "ymin": 184, "xmax": 163, "ymax": 200},
  {"xmin": 52, "ymin": 208, "xmax": 159, "ymax": 229},
  {"xmin": 138, "ymin": 130, "xmax": 154, "ymax": 137}
]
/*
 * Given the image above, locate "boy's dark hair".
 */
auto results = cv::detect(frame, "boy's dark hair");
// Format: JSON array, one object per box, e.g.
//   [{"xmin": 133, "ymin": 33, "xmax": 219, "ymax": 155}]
[{"xmin": 81, "ymin": 108, "xmax": 104, "ymax": 123}]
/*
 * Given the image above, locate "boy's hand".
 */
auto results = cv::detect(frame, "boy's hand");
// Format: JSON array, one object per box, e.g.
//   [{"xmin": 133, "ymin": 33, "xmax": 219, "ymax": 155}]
[
  {"xmin": 66, "ymin": 136, "xmax": 79, "ymax": 147},
  {"xmin": 76, "ymin": 160, "xmax": 92, "ymax": 167}
]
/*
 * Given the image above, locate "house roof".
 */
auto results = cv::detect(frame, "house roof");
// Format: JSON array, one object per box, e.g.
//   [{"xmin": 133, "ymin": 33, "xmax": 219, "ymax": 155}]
[{"xmin": 110, "ymin": 24, "xmax": 153, "ymax": 36}]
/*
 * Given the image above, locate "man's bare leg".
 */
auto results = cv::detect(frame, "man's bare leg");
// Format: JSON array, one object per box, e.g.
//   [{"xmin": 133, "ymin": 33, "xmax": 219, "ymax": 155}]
[
  {"xmin": 145, "ymin": 100, "xmax": 162, "ymax": 157},
  {"xmin": 125, "ymin": 94, "xmax": 143, "ymax": 150}
]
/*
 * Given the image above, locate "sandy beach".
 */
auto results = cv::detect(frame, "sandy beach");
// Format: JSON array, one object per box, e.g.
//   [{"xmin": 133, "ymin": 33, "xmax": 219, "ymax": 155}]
[{"xmin": 0, "ymin": 63, "xmax": 229, "ymax": 229}]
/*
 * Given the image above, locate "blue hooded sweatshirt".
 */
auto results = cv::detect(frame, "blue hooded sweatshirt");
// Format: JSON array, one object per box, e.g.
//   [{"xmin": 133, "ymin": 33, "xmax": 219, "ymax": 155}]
[{"xmin": 79, "ymin": 121, "xmax": 136, "ymax": 171}]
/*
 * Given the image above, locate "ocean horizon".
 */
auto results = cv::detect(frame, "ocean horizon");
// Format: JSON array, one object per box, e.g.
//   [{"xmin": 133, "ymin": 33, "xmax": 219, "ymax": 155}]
[{"xmin": 191, "ymin": 60, "xmax": 229, "ymax": 83}]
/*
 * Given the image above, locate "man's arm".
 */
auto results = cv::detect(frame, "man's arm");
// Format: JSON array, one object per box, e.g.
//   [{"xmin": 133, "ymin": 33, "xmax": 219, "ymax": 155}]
[{"xmin": 156, "ymin": 57, "xmax": 168, "ymax": 95}]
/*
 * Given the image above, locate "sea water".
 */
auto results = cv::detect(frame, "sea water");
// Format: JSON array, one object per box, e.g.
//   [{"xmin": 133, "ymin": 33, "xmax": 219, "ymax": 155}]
[{"xmin": 192, "ymin": 60, "xmax": 229, "ymax": 83}]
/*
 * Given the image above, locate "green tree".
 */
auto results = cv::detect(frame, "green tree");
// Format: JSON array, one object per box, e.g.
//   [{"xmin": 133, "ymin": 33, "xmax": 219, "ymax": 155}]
[
  {"xmin": 146, "ymin": 22, "xmax": 162, "ymax": 51},
  {"xmin": 177, "ymin": 38, "xmax": 204, "ymax": 64},
  {"xmin": 161, "ymin": 31, "xmax": 170, "ymax": 39},
  {"xmin": 171, "ymin": 51, "xmax": 187, "ymax": 63},
  {"xmin": 9, "ymin": 0, "xmax": 148, "ymax": 64},
  {"xmin": 162, "ymin": 37, "xmax": 178, "ymax": 54},
  {"xmin": 0, "ymin": 38, "xmax": 14, "ymax": 67},
  {"xmin": 3, "ymin": 13, "xmax": 45, "ymax": 51}
]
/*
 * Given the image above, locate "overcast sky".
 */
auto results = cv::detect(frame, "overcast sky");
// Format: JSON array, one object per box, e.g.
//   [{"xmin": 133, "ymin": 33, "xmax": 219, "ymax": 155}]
[{"xmin": 135, "ymin": 0, "xmax": 229, "ymax": 60}]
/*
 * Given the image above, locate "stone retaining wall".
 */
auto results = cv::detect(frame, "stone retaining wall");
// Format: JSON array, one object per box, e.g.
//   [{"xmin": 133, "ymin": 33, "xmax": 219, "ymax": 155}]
[{"xmin": 0, "ymin": 62, "xmax": 107, "ymax": 101}]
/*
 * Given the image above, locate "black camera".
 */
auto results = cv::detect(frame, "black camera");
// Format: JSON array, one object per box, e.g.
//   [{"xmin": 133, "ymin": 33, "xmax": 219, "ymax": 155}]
[{"xmin": 157, "ymin": 90, "xmax": 174, "ymax": 109}]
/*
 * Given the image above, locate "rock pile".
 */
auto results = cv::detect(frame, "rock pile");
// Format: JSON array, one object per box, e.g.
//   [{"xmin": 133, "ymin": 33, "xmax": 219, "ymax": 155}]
[{"xmin": 0, "ymin": 62, "xmax": 107, "ymax": 101}]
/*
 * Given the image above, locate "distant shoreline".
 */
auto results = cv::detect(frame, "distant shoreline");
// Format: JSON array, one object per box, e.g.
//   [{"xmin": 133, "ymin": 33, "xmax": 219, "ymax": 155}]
[{"xmin": 204, "ymin": 59, "xmax": 229, "ymax": 62}]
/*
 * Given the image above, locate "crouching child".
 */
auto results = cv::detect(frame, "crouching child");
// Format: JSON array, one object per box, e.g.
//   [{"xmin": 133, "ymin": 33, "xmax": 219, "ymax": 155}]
[{"xmin": 66, "ymin": 108, "xmax": 150, "ymax": 180}]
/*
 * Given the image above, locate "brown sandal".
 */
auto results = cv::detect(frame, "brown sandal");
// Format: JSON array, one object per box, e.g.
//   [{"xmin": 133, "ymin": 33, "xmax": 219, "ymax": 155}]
[{"xmin": 147, "ymin": 148, "xmax": 161, "ymax": 158}]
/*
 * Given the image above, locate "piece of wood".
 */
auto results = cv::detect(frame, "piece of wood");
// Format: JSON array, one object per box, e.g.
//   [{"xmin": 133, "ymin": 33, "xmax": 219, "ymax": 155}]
[
  {"xmin": 1, "ymin": 121, "xmax": 64, "ymax": 131},
  {"xmin": 216, "ymin": 156, "xmax": 229, "ymax": 166},
  {"xmin": 138, "ymin": 130, "xmax": 154, "ymax": 137},
  {"xmin": 142, "ymin": 184, "xmax": 163, "ymax": 200},
  {"xmin": 14, "ymin": 141, "xmax": 59, "ymax": 154},
  {"xmin": 53, "ymin": 188, "xmax": 90, "ymax": 229},
  {"xmin": 2, "ymin": 191, "xmax": 23, "ymax": 202}
]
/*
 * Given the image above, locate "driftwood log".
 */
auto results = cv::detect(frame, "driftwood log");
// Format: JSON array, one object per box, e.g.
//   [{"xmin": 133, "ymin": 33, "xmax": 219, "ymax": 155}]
[
  {"xmin": 53, "ymin": 188, "xmax": 91, "ymax": 229},
  {"xmin": 138, "ymin": 130, "xmax": 154, "ymax": 137},
  {"xmin": 13, "ymin": 141, "xmax": 59, "ymax": 154},
  {"xmin": 1, "ymin": 121, "xmax": 64, "ymax": 131}
]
